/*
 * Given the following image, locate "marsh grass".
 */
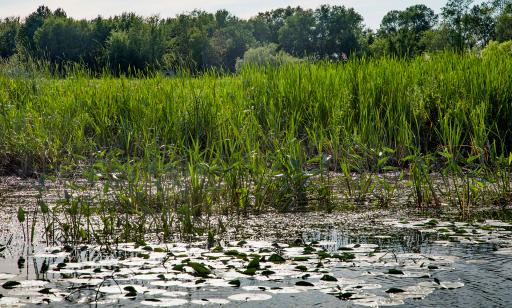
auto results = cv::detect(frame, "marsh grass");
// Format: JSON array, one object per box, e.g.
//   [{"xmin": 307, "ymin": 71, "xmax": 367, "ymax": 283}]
[{"xmin": 1, "ymin": 51, "xmax": 512, "ymax": 242}]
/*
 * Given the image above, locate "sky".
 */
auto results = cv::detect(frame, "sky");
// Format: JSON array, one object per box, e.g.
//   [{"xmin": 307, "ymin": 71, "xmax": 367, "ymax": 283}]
[{"xmin": 0, "ymin": 0, "xmax": 465, "ymax": 29}]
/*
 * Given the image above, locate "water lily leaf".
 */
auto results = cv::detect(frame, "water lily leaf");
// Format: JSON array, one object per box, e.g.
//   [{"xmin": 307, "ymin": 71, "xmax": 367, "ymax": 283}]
[
  {"xmin": 242, "ymin": 268, "xmax": 256, "ymax": 275},
  {"xmin": 268, "ymin": 254, "xmax": 285, "ymax": 263},
  {"xmin": 293, "ymin": 256, "xmax": 309, "ymax": 261},
  {"xmin": 160, "ymin": 291, "xmax": 188, "ymax": 298},
  {"xmin": 386, "ymin": 287, "xmax": 405, "ymax": 293},
  {"xmin": 320, "ymin": 275, "xmax": 337, "ymax": 282},
  {"xmin": 38, "ymin": 288, "xmax": 53, "ymax": 294},
  {"xmin": 336, "ymin": 252, "xmax": 355, "ymax": 261},
  {"xmin": 295, "ymin": 281, "xmax": 314, "ymax": 287},
  {"xmin": 387, "ymin": 269, "xmax": 404, "ymax": 275},
  {"xmin": 2, "ymin": 281, "xmax": 20, "ymax": 289},
  {"xmin": 141, "ymin": 298, "xmax": 188, "ymax": 306},
  {"xmin": 336, "ymin": 292, "xmax": 354, "ymax": 300},
  {"xmin": 123, "ymin": 286, "xmax": 137, "ymax": 293},
  {"xmin": 228, "ymin": 279, "xmax": 240, "ymax": 287},
  {"xmin": 188, "ymin": 262, "xmax": 211, "ymax": 278},
  {"xmin": 267, "ymin": 287, "xmax": 302, "ymax": 294},
  {"xmin": 191, "ymin": 298, "xmax": 230, "ymax": 305},
  {"xmin": 247, "ymin": 258, "xmax": 260, "ymax": 269},
  {"xmin": 228, "ymin": 293, "xmax": 272, "ymax": 301}
]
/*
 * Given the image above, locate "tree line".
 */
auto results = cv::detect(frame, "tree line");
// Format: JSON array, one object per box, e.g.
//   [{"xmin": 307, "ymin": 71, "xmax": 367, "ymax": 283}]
[{"xmin": 0, "ymin": 0, "xmax": 511, "ymax": 74}]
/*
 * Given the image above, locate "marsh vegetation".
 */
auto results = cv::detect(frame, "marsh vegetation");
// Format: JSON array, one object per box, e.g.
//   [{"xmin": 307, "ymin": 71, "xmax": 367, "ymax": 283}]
[{"xmin": 0, "ymin": 2, "xmax": 512, "ymax": 306}]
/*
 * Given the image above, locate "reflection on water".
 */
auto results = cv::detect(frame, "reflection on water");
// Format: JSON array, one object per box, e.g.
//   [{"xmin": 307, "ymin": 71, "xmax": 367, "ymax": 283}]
[{"xmin": 0, "ymin": 215, "xmax": 511, "ymax": 307}]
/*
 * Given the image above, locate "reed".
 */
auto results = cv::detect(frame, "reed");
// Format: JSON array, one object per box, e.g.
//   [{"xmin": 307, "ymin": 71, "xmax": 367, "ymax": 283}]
[{"xmin": 1, "ymin": 51, "xmax": 511, "ymax": 241}]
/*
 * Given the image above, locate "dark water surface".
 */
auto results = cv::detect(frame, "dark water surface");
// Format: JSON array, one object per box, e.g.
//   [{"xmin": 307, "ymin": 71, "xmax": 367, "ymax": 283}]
[{"xmin": 0, "ymin": 213, "xmax": 511, "ymax": 307}]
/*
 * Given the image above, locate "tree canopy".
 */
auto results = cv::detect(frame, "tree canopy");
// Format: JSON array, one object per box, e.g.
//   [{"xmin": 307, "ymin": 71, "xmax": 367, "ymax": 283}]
[{"xmin": 0, "ymin": 1, "xmax": 510, "ymax": 74}]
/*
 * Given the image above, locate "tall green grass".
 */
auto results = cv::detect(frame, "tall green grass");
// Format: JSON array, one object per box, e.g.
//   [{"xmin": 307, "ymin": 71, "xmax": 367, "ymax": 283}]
[{"xmin": 2, "ymin": 51, "xmax": 512, "ymax": 241}]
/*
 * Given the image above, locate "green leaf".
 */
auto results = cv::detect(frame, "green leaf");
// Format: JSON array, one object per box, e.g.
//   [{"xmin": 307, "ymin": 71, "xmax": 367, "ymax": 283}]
[
  {"xmin": 2, "ymin": 281, "xmax": 20, "ymax": 289},
  {"xmin": 38, "ymin": 200, "xmax": 49, "ymax": 214},
  {"xmin": 378, "ymin": 157, "xmax": 389, "ymax": 167},
  {"xmin": 17, "ymin": 207, "xmax": 25, "ymax": 224},
  {"xmin": 228, "ymin": 279, "xmax": 240, "ymax": 287},
  {"xmin": 387, "ymin": 268, "xmax": 404, "ymax": 275},
  {"xmin": 386, "ymin": 287, "xmax": 405, "ymax": 293},
  {"xmin": 188, "ymin": 262, "xmax": 211, "ymax": 278},
  {"xmin": 295, "ymin": 281, "xmax": 314, "ymax": 287},
  {"xmin": 466, "ymin": 155, "xmax": 479, "ymax": 164},
  {"xmin": 247, "ymin": 258, "xmax": 260, "ymax": 270},
  {"xmin": 320, "ymin": 274, "xmax": 337, "ymax": 281},
  {"xmin": 267, "ymin": 254, "xmax": 285, "ymax": 263}
]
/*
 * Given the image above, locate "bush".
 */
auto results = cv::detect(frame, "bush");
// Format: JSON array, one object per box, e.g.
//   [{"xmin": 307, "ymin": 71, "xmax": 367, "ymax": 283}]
[
  {"xmin": 481, "ymin": 40, "xmax": 512, "ymax": 58},
  {"xmin": 235, "ymin": 43, "xmax": 299, "ymax": 72}
]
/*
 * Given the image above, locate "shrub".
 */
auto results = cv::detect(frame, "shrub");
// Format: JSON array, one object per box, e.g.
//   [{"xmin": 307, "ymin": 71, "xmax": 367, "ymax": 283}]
[{"xmin": 235, "ymin": 43, "xmax": 299, "ymax": 72}]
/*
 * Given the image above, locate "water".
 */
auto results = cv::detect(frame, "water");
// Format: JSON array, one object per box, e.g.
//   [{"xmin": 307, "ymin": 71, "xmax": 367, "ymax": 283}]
[{"xmin": 0, "ymin": 214, "xmax": 511, "ymax": 307}]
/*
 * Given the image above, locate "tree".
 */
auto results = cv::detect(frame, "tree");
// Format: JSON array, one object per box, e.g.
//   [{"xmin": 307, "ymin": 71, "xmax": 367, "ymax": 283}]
[
  {"xmin": 105, "ymin": 17, "xmax": 167, "ymax": 73},
  {"xmin": 314, "ymin": 5, "xmax": 365, "ymax": 59},
  {"xmin": 421, "ymin": 27, "xmax": 454, "ymax": 52},
  {"xmin": 441, "ymin": 0, "xmax": 473, "ymax": 50},
  {"xmin": 16, "ymin": 6, "xmax": 56, "ymax": 56},
  {"xmin": 465, "ymin": 3, "xmax": 496, "ymax": 47},
  {"xmin": 278, "ymin": 8, "xmax": 315, "ymax": 57},
  {"xmin": 0, "ymin": 18, "xmax": 19, "ymax": 58},
  {"xmin": 164, "ymin": 11, "xmax": 215, "ymax": 71},
  {"xmin": 207, "ymin": 21, "xmax": 255, "ymax": 70},
  {"xmin": 249, "ymin": 7, "xmax": 298, "ymax": 43},
  {"xmin": 496, "ymin": 3, "xmax": 512, "ymax": 41},
  {"xmin": 377, "ymin": 5, "xmax": 437, "ymax": 56},
  {"xmin": 34, "ymin": 17, "xmax": 94, "ymax": 64}
]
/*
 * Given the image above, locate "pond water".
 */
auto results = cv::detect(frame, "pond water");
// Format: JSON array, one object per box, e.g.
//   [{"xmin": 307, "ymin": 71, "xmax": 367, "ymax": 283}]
[{"xmin": 0, "ymin": 213, "xmax": 512, "ymax": 307}]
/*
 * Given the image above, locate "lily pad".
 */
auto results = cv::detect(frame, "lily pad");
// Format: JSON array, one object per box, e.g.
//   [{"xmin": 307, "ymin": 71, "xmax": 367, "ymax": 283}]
[
  {"xmin": 228, "ymin": 293, "xmax": 272, "ymax": 301},
  {"xmin": 2, "ymin": 281, "xmax": 20, "ymax": 289},
  {"xmin": 387, "ymin": 269, "xmax": 404, "ymax": 275},
  {"xmin": 320, "ymin": 275, "xmax": 337, "ymax": 282},
  {"xmin": 141, "ymin": 298, "xmax": 188, "ymax": 306},
  {"xmin": 296, "ymin": 281, "xmax": 314, "ymax": 287},
  {"xmin": 188, "ymin": 262, "xmax": 211, "ymax": 278},
  {"xmin": 386, "ymin": 287, "xmax": 405, "ymax": 293},
  {"xmin": 268, "ymin": 254, "xmax": 286, "ymax": 263}
]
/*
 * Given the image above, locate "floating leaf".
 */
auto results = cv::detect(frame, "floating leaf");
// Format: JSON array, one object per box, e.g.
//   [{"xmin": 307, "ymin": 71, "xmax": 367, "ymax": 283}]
[
  {"xmin": 293, "ymin": 256, "xmax": 309, "ymax": 262},
  {"xmin": 320, "ymin": 275, "xmax": 337, "ymax": 282},
  {"xmin": 2, "ymin": 281, "xmax": 20, "ymax": 289},
  {"xmin": 386, "ymin": 288, "xmax": 405, "ymax": 293},
  {"xmin": 268, "ymin": 254, "xmax": 285, "ymax": 263},
  {"xmin": 247, "ymin": 258, "xmax": 260, "ymax": 269},
  {"xmin": 295, "ymin": 265, "xmax": 308, "ymax": 272},
  {"xmin": 387, "ymin": 269, "xmax": 404, "ymax": 275},
  {"xmin": 228, "ymin": 279, "xmax": 240, "ymax": 287},
  {"xmin": 228, "ymin": 293, "xmax": 272, "ymax": 301},
  {"xmin": 295, "ymin": 281, "xmax": 314, "ymax": 287}
]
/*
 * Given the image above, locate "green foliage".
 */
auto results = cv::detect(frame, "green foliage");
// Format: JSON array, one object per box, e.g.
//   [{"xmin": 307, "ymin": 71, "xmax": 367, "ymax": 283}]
[
  {"xmin": 0, "ymin": 18, "xmax": 19, "ymax": 58},
  {"xmin": 34, "ymin": 17, "xmax": 96, "ymax": 64},
  {"xmin": 105, "ymin": 17, "xmax": 167, "ymax": 74},
  {"xmin": 496, "ymin": 6, "xmax": 512, "ymax": 42},
  {"xmin": 481, "ymin": 40, "xmax": 512, "ymax": 57},
  {"xmin": 278, "ymin": 8, "xmax": 316, "ymax": 57},
  {"xmin": 3, "ymin": 2, "xmax": 511, "ymax": 72},
  {"xmin": 235, "ymin": 43, "xmax": 298, "ymax": 71},
  {"xmin": 378, "ymin": 5, "xmax": 438, "ymax": 56}
]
